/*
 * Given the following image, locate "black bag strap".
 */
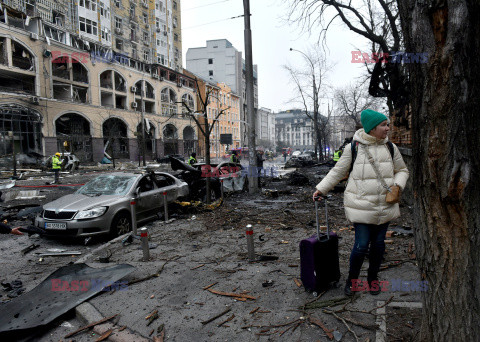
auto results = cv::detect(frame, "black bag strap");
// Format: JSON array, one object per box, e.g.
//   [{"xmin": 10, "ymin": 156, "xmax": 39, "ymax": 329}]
[{"xmin": 349, "ymin": 140, "xmax": 394, "ymax": 173}]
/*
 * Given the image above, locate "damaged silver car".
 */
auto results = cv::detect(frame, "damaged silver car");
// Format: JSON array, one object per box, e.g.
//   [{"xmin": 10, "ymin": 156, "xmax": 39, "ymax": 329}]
[{"xmin": 35, "ymin": 172, "xmax": 188, "ymax": 238}]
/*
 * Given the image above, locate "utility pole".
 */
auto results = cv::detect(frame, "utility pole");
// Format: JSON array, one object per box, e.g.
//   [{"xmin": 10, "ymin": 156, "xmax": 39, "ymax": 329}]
[
  {"xmin": 140, "ymin": 79, "xmax": 146, "ymax": 166},
  {"xmin": 243, "ymin": 0, "xmax": 258, "ymax": 193}
]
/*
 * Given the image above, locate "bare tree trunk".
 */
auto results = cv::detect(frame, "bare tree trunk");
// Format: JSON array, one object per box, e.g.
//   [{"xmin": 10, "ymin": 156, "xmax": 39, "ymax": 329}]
[
  {"xmin": 398, "ymin": 1, "xmax": 480, "ymax": 340},
  {"xmin": 204, "ymin": 117, "xmax": 211, "ymax": 204}
]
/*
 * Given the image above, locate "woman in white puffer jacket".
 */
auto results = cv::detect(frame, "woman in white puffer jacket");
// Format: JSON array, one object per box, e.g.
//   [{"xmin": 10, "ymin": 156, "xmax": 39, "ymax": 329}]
[{"xmin": 313, "ymin": 109, "xmax": 409, "ymax": 296}]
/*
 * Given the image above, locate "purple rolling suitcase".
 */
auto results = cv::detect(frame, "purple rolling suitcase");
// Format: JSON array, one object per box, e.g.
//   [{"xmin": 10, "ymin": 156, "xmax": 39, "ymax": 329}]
[{"xmin": 300, "ymin": 198, "xmax": 341, "ymax": 294}]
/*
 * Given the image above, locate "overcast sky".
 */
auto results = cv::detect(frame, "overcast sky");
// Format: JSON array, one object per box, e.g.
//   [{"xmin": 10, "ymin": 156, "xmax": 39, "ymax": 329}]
[{"xmin": 181, "ymin": 0, "xmax": 369, "ymax": 113}]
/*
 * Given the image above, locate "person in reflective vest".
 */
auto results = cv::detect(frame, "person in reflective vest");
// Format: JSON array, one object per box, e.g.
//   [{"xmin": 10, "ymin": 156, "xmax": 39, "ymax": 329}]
[
  {"xmin": 188, "ymin": 152, "xmax": 197, "ymax": 166},
  {"xmin": 230, "ymin": 151, "xmax": 239, "ymax": 163},
  {"xmin": 52, "ymin": 152, "xmax": 62, "ymax": 184},
  {"xmin": 333, "ymin": 150, "xmax": 342, "ymax": 162}
]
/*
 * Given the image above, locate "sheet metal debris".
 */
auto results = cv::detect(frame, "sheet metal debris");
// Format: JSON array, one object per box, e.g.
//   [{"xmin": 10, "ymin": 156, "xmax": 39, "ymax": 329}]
[{"xmin": 0, "ymin": 263, "xmax": 134, "ymax": 334}]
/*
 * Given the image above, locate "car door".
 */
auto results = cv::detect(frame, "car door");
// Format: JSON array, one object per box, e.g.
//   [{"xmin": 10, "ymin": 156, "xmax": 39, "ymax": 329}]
[
  {"xmin": 135, "ymin": 175, "xmax": 160, "ymax": 221},
  {"xmin": 153, "ymin": 174, "xmax": 179, "ymax": 207}
]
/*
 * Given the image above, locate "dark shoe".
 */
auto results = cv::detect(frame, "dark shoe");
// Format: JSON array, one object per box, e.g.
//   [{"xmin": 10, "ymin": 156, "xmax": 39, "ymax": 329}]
[
  {"xmin": 368, "ymin": 279, "xmax": 381, "ymax": 295},
  {"xmin": 344, "ymin": 280, "xmax": 353, "ymax": 297}
]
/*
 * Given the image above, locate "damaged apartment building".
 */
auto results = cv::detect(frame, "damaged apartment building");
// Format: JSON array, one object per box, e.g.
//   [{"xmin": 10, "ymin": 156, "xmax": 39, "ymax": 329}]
[{"xmin": 0, "ymin": 0, "xmax": 198, "ymax": 163}]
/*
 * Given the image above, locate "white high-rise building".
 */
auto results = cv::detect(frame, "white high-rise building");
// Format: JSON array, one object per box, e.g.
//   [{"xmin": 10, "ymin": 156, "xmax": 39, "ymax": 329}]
[{"xmin": 186, "ymin": 39, "xmax": 258, "ymax": 146}]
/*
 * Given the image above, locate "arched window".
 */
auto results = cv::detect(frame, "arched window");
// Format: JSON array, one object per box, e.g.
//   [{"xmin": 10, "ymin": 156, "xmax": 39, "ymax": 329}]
[
  {"xmin": 103, "ymin": 118, "xmax": 129, "ymax": 159},
  {"xmin": 183, "ymin": 126, "xmax": 196, "ymax": 157},
  {"xmin": 133, "ymin": 80, "xmax": 155, "ymax": 113},
  {"xmin": 136, "ymin": 121, "xmax": 156, "ymax": 159},
  {"xmin": 55, "ymin": 113, "xmax": 92, "ymax": 161},
  {"xmin": 163, "ymin": 124, "xmax": 178, "ymax": 155},
  {"xmin": 160, "ymin": 87, "xmax": 177, "ymax": 116},
  {"xmin": 181, "ymin": 93, "xmax": 194, "ymax": 114},
  {"xmin": 0, "ymin": 37, "xmax": 36, "ymax": 95},
  {"xmin": 100, "ymin": 70, "xmax": 127, "ymax": 109},
  {"xmin": 52, "ymin": 56, "xmax": 89, "ymax": 103}
]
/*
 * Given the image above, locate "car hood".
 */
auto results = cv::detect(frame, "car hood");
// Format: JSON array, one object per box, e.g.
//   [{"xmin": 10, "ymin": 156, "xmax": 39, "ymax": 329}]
[
  {"xmin": 170, "ymin": 156, "xmax": 201, "ymax": 173},
  {"xmin": 43, "ymin": 194, "xmax": 123, "ymax": 211}
]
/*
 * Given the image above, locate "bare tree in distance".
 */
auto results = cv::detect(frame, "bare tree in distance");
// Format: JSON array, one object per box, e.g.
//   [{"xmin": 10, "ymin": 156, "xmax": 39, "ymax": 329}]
[
  {"xmin": 181, "ymin": 78, "xmax": 229, "ymax": 204},
  {"xmin": 334, "ymin": 83, "xmax": 384, "ymax": 131},
  {"xmin": 286, "ymin": 0, "xmax": 409, "ymax": 118},
  {"xmin": 284, "ymin": 48, "xmax": 331, "ymax": 161}
]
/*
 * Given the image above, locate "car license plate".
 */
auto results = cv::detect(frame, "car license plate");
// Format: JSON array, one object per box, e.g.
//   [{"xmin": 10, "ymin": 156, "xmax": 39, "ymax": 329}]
[{"xmin": 45, "ymin": 222, "xmax": 67, "ymax": 230}]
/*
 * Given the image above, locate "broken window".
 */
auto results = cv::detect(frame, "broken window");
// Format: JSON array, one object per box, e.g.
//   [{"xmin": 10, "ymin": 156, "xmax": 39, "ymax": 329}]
[
  {"xmin": 51, "ymin": 56, "xmax": 89, "ymax": 103},
  {"xmin": 55, "ymin": 113, "xmax": 92, "ymax": 161},
  {"xmin": 103, "ymin": 118, "xmax": 129, "ymax": 159},
  {"xmin": 72, "ymin": 62, "xmax": 88, "ymax": 83},
  {"xmin": 163, "ymin": 124, "xmax": 178, "ymax": 140},
  {"xmin": 0, "ymin": 104, "xmax": 43, "ymax": 156},
  {"xmin": 181, "ymin": 93, "xmax": 194, "ymax": 114},
  {"xmin": 115, "ymin": 95, "xmax": 126, "ymax": 109},
  {"xmin": 11, "ymin": 41, "xmax": 33, "ymax": 70},
  {"xmin": 160, "ymin": 87, "xmax": 177, "ymax": 116},
  {"xmin": 100, "ymin": 92, "xmax": 114, "ymax": 107},
  {"xmin": 136, "ymin": 121, "xmax": 156, "ymax": 158}
]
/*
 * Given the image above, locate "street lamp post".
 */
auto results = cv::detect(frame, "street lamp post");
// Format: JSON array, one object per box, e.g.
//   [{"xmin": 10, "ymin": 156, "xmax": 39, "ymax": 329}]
[
  {"xmin": 243, "ymin": 0, "xmax": 258, "ymax": 193},
  {"xmin": 290, "ymin": 48, "xmax": 320, "ymax": 161}
]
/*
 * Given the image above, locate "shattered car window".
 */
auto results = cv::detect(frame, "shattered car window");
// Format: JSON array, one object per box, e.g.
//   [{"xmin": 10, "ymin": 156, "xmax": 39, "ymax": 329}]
[{"xmin": 76, "ymin": 175, "xmax": 136, "ymax": 196}]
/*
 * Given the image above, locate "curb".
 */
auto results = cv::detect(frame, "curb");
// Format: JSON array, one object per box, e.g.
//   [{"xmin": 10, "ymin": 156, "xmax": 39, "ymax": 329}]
[
  {"xmin": 74, "ymin": 234, "xmax": 148, "ymax": 341},
  {"xmin": 76, "ymin": 302, "xmax": 150, "ymax": 342}
]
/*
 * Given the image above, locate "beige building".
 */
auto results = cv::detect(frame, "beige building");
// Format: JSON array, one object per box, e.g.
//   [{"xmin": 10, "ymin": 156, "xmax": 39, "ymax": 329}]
[
  {"xmin": 207, "ymin": 82, "xmax": 240, "ymax": 158},
  {"xmin": 0, "ymin": 0, "xmax": 197, "ymax": 162}
]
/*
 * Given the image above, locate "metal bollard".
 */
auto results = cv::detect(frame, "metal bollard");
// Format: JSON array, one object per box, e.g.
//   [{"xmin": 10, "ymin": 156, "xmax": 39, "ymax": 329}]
[
  {"xmin": 140, "ymin": 227, "xmax": 150, "ymax": 261},
  {"xmin": 220, "ymin": 179, "xmax": 224, "ymax": 199},
  {"xmin": 246, "ymin": 224, "xmax": 255, "ymax": 262},
  {"xmin": 163, "ymin": 192, "xmax": 168, "ymax": 222},
  {"xmin": 130, "ymin": 198, "xmax": 137, "ymax": 235}
]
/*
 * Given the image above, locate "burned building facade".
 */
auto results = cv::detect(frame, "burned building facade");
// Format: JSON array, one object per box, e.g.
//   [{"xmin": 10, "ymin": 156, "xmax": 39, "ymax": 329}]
[{"xmin": 0, "ymin": 0, "xmax": 196, "ymax": 162}]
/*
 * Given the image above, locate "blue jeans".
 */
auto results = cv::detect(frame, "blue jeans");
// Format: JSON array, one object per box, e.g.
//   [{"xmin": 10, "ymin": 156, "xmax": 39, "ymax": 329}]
[{"xmin": 348, "ymin": 222, "xmax": 389, "ymax": 281}]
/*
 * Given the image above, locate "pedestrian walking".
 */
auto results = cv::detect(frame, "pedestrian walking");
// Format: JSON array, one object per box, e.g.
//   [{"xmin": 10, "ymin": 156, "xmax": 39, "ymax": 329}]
[
  {"xmin": 312, "ymin": 109, "xmax": 409, "ymax": 296},
  {"xmin": 283, "ymin": 151, "xmax": 287, "ymax": 162},
  {"xmin": 51, "ymin": 152, "xmax": 62, "ymax": 184}
]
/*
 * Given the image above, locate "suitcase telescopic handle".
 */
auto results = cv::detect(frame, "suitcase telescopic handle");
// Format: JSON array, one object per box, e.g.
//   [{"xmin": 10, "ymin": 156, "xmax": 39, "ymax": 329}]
[{"xmin": 314, "ymin": 197, "xmax": 330, "ymax": 240}]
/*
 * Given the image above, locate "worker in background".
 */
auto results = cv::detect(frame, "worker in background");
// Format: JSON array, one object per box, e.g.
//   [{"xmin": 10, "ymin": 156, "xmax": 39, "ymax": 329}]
[
  {"xmin": 231, "ymin": 151, "xmax": 240, "ymax": 164},
  {"xmin": 188, "ymin": 152, "xmax": 197, "ymax": 166},
  {"xmin": 333, "ymin": 149, "xmax": 342, "ymax": 163},
  {"xmin": 52, "ymin": 152, "xmax": 62, "ymax": 184}
]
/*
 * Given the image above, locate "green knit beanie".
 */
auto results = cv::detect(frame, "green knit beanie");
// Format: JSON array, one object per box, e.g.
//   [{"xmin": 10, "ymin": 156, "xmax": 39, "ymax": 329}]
[{"xmin": 361, "ymin": 109, "xmax": 388, "ymax": 133}]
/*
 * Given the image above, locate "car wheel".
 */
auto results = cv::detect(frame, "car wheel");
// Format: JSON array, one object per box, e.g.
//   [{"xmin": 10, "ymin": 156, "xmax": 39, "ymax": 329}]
[
  {"xmin": 110, "ymin": 212, "xmax": 131, "ymax": 238},
  {"xmin": 200, "ymin": 184, "xmax": 221, "ymax": 203}
]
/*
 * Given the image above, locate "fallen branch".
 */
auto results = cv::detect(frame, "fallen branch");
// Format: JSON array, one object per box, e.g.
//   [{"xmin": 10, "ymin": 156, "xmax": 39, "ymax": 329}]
[
  {"xmin": 308, "ymin": 317, "xmax": 333, "ymax": 340},
  {"xmin": 201, "ymin": 308, "xmax": 231, "ymax": 325},
  {"xmin": 128, "ymin": 256, "xmax": 181, "ymax": 286},
  {"xmin": 323, "ymin": 310, "xmax": 378, "ymax": 330},
  {"xmin": 191, "ymin": 264, "xmax": 205, "ymax": 270},
  {"xmin": 249, "ymin": 307, "xmax": 260, "ymax": 314},
  {"xmin": 207, "ymin": 288, "xmax": 256, "ymax": 300},
  {"xmin": 203, "ymin": 282, "xmax": 218, "ymax": 290},
  {"xmin": 95, "ymin": 329, "xmax": 113, "ymax": 342},
  {"xmin": 303, "ymin": 296, "xmax": 351, "ymax": 310},
  {"xmin": 64, "ymin": 314, "xmax": 118, "ymax": 338},
  {"xmin": 218, "ymin": 314, "xmax": 235, "ymax": 327},
  {"xmin": 323, "ymin": 310, "xmax": 359, "ymax": 342},
  {"xmin": 145, "ymin": 310, "xmax": 158, "ymax": 320}
]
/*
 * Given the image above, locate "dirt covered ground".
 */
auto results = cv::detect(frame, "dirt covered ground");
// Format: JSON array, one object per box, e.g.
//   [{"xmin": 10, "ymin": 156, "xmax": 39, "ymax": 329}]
[{"xmin": 1, "ymin": 163, "xmax": 423, "ymax": 341}]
